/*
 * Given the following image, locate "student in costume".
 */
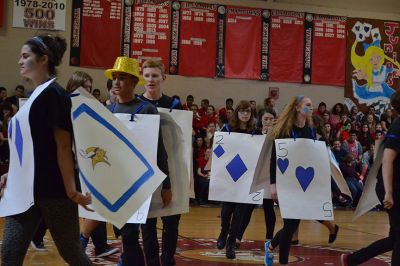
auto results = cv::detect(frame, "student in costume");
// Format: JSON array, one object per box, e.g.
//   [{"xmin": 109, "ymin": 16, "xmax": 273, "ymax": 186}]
[{"xmin": 0, "ymin": 35, "xmax": 92, "ymax": 265}]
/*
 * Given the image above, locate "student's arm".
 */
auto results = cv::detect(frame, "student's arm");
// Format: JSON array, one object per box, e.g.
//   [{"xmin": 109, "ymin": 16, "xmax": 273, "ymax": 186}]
[
  {"xmin": 381, "ymin": 148, "xmax": 397, "ymax": 209},
  {"xmin": 54, "ymin": 127, "xmax": 92, "ymax": 210}
]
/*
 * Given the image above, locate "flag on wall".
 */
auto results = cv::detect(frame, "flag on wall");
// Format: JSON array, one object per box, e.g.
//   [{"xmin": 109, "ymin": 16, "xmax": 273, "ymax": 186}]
[{"xmin": 0, "ymin": 0, "xmax": 4, "ymax": 28}]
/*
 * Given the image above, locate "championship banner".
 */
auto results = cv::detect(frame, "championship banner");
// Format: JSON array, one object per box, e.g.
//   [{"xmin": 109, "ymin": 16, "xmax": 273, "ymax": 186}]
[
  {"xmin": 128, "ymin": 0, "xmax": 171, "ymax": 72},
  {"xmin": 309, "ymin": 14, "xmax": 346, "ymax": 86},
  {"xmin": 269, "ymin": 10, "xmax": 304, "ymax": 83},
  {"xmin": 12, "ymin": 0, "xmax": 66, "ymax": 30},
  {"xmin": 70, "ymin": 0, "xmax": 122, "ymax": 68},
  {"xmin": 0, "ymin": 0, "xmax": 4, "ymax": 28},
  {"xmin": 148, "ymin": 108, "xmax": 193, "ymax": 218},
  {"xmin": 353, "ymin": 140, "xmax": 382, "ymax": 221},
  {"xmin": 224, "ymin": 6, "xmax": 262, "ymax": 80},
  {"xmin": 275, "ymin": 139, "xmax": 333, "ymax": 220},
  {"xmin": 71, "ymin": 88, "xmax": 166, "ymax": 228},
  {"xmin": 80, "ymin": 112, "xmax": 160, "ymax": 224},
  {"xmin": 346, "ymin": 18, "xmax": 400, "ymax": 110},
  {"xmin": 177, "ymin": 2, "xmax": 217, "ymax": 77},
  {"xmin": 249, "ymin": 134, "xmax": 273, "ymax": 198},
  {"xmin": 209, "ymin": 132, "xmax": 265, "ymax": 204}
]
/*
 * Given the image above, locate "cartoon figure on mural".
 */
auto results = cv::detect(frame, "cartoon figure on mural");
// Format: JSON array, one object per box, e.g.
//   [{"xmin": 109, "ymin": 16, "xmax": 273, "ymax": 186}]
[{"xmin": 351, "ymin": 22, "xmax": 400, "ymax": 105}]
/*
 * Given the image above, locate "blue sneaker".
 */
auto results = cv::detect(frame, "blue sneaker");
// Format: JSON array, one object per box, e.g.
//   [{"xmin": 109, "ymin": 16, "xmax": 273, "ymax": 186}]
[
  {"xmin": 79, "ymin": 233, "xmax": 89, "ymax": 250},
  {"xmin": 264, "ymin": 240, "xmax": 273, "ymax": 266}
]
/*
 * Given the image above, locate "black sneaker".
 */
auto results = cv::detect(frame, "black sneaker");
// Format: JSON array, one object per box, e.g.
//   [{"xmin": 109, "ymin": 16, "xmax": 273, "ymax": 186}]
[
  {"xmin": 217, "ymin": 233, "xmax": 227, "ymax": 250},
  {"xmin": 31, "ymin": 241, "xmax": 48, "ymax": 252},
  {"xmin": 96, "ymin": 246, "xmax": 120, "ymax": 258}
]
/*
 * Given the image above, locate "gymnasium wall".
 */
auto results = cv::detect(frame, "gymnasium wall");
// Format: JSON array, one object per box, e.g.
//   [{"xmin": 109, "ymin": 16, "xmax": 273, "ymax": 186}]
[{"xmin": 0, "ymin": 0, "xmax": 399, "ymax": 111}]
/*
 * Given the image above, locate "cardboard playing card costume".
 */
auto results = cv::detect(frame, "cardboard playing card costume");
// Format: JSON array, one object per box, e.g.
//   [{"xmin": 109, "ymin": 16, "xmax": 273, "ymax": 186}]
[
  {"xmin": 275, "ymin": 139, "xmax": 333, "ymax": 220},
  {"xmin": 71, "ymin": 88, "xmax": 166, "ymax": 228},
  {"xmin": 209, "ymin": 132, "xmax": 265, "ymax": 204}
]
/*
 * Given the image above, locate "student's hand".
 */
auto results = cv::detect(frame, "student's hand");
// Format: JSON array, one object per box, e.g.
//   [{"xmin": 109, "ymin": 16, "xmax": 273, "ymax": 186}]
[
  {"xmin": 383, "ymin": 193, "xmax": 394, "ymax": 209},
  {"xmin": 270, "ymin": 184, "xmax": 278, "ymax": 203},
  {"xmin": 0, "ymin": 173, "xmax": 7, "ymax": 198},
  {"xmin": 70, "ymin": 191, "xmax": 93, "ymax": 212},
  {"xmin": 161, "ymin": 188, "xmax": 172, "ymax": 208}
]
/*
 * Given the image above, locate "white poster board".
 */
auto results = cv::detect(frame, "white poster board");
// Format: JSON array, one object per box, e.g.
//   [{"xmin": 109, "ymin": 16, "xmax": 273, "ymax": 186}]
[
  {"xmin": 71, "ymin": 88, "xmax": 165, "ymax": 228},
  {"xmin": 79, "ymin": 113, "xmax": 160, "ymax": 224},
  {"xmin": 328, "ymin": 148, "xmax": 352, "ymax": 198},
  {"xmin": 275, "ymin": 139, "xmax": 333, "ymax": 220},
  {"xmin": 147, "ymin": 108, "xmax": 193, "ymax": 218},
  {"xmin": 209, "ymin": 132, "xmax": 265, "ymax": 204},
  {"xmin": 353, "ymin": 140, "xmax": 382, "ymax": 221},
  {"xmin": 250, "ymin": 134, "xmax": 273, "ymax": 198},
  {"xmin": 12, "ymin": 0, "xmax": 67, "ymax": 30}
]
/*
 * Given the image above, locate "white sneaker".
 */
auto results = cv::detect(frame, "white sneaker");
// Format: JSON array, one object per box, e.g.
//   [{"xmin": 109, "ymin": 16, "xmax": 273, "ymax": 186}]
[{"xmin": 30, "ymin": 241, "xmax": 48, "ymax": 252}]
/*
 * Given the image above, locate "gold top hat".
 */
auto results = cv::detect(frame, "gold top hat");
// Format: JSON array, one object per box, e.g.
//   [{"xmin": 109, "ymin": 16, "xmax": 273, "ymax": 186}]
[{"xmin": 104, "ymin": 56, "xmax": 145, "ymax": 86}]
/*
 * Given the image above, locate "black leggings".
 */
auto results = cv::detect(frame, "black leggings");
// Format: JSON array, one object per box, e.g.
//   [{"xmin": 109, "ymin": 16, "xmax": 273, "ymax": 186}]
[
  {"xmin": 263, "ymin": 199, "xmax": 276, "ymax": 240},
  {"xmin": 270, "ymin": 218, "xmax": 300, "ymax": 264}
]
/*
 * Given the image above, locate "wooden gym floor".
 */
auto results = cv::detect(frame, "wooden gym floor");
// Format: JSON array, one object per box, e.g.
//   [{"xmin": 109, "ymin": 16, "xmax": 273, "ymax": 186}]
[{"xmin": 0, "ymin": 205, "xmax": 391, "ymax": 265}]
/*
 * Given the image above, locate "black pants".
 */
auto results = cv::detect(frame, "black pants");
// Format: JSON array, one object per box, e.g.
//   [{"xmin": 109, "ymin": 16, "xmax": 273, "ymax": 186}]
[
  {"xmin": 236, "ymin": 204, "xmax": 256, "ymax": 241},
  {"xmin": 263, "ymin": 199, "xmax": 276, "ymax": 240},
  {"xmin": 270, "ymin": 218, "xmax": 300, "ymax": 264},
  {"xmin": 120, "ymin": 223, "xmax": 145, "ymax": 266},
  {"xmin": 348, "ymin": 184, "xmax": 400, "ymax": 265},
  {"xmin": 32, "ymin": 219, "xmax": 47, "ymax": 244},
  {"xmin": 141, "ymin": 214, "xmax": 181, "ymax": 266},
  {"xmin": 221, "ymin": 202, "xmax": 254, "ymax": 245},
  {"xmin": 91, "ymin": 221, "xmax": 108, "ymax": 255}
]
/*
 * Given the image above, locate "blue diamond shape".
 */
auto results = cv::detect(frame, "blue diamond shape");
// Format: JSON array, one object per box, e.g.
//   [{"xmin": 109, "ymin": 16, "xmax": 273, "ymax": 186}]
[
  {"xmin": 213, "ymin": 145, "xmax": 225, "ymax": 158},
  {"xmin": 226, "ymin": 154, "xmax": 247, "ymax": 182},
  {"xmin": 15, "ymin": 119, "xmax": 23, "ymax": 166}
]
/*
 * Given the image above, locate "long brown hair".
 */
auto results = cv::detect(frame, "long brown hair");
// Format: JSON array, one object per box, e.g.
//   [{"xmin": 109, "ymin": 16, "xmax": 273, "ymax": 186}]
[
  {"xmin": 271, "ymin": 95, "xmax": 312, "ymax": 139},
  {"xmin": 65, "ymin": 71, "xmax": 93, "ymax": 93},
  {"xmin": 229, "ymin": 100, "xmax": 256, "ymax": 132}
]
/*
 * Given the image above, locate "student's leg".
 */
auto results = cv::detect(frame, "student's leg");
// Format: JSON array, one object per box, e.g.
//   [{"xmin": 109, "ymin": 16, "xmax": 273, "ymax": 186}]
[
  {"xmin": 39, "ymin": 199, "xmax": 92, "ymax": 266},
  {"xmin": 1, "ymin": 206, "xmax": 42, "ymax": 266}
]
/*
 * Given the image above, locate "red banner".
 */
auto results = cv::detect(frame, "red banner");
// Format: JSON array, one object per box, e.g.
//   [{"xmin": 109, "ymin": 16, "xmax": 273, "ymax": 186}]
[
  {"xmin": 131, "ymin": 1, "xmax": 171, "ymax": 72},
  {"xmin": 224, "ymin": 6, "xmax": 261, "ymax": 80},
  {"xmin": 311, "ymin": 15, "xmax": 346, "ymax": 86},
  {"xmin": 77, "ymin": 0, "xmax": 122, "ymax": 68},
  {"xmin": 178, "ymin": 2, "xmax": 217, "ymax": 77},
  {"xmin": 0, "ymin": 0, "xmax": 3, "ymax": 28},
  {"xmin": 269, "ymin": 10, "xmax": 304, "ymax": 83}
]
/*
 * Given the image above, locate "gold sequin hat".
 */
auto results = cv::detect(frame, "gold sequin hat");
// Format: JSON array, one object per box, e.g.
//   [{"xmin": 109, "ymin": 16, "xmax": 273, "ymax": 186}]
[{"xmin": 104, "ymin": 56, "xmax": 145, "ymax": 86}]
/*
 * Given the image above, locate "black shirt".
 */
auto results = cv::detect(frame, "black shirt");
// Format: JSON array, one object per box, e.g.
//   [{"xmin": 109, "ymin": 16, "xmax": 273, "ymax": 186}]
[
  {"xmin": 138, "ymin": 94, "xmax": 183, "ymax": 110},
  {"xmin": 30, "ymin": 82, "xmax": 72, "ymax": 199},
  {"xmin": 270, "ymin": 125, "xmax": 315, "ymax": 184},
  {"xmin": 377, "ymin": 117, "xmax": 400, "ymax": 192}
]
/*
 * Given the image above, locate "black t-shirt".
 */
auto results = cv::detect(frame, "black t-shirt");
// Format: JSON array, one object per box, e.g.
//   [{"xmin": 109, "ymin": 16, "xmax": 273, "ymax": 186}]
[
  {"xmin": 30, "ymin": 82, "xmax": 73, "ymax": 199},
  {"xmin": 377, "ymin": 117, "xmax": 400, "ymax": 193},
  {"xmin": 138, "ymin": 94, "xmax": 183, "ymax": 110},
  {"xmin": 270, "ymin": 125, "xmax": 315, "ymax": 184}
]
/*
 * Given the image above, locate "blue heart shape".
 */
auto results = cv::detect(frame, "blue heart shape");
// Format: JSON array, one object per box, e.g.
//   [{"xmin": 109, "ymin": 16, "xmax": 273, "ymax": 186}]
[
  {"xmin": 295, "ymin": 167, "xmax": 314, "ymax": 192},
  {"xmin": 364, "ymin": 26, "xmax": 370, "ymax": 33},
  {"xmin": 277, "ymin": 158, "xmax": 289, "ymax": 174}
]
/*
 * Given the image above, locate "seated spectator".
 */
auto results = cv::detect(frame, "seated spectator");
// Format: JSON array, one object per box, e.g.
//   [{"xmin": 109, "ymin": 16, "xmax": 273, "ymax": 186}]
[
  {"xmin": 200, "ymin": 105, "xmax": 218, "ymax": 130},
  {"xmin": 349, "ymin": 105, "xmax": 364, "ymax": 128},
  {"xmin": 218, "ymin": 98, "xmax": 233, "ymax": 121},
  {"xmin": 324, "ymin": 122, "xmax": 336, "ymax": 146},
  {"xmin": 226, "ymin": 107, "xmax": 234, "ymax": 123},
  {"xmin": 342, "ymin": 130, "xmax": 363, "ymax": 167},
  {"xmin": 380, "ymin": 108, "xmax": 393, "ymax": 132},
  {"xmin": 92, "ymin": 89, "xmax": 102, "ymax": 103},
  {"xmin": 314, "ymin": 101, "xmax": 327, "ymax": 117},
  {"xmin": 196, "ymin": 148, "xmax": 211, "ymax": 204},
  {"xmin": 198, "ymin": 98, "xmax": 209, "ymax": 116},
  {"xmin": 263, "ymin": 97, "xmax": 278, "ymax": 115},
  {"xmin": 360, "ymin": 144, "xmax": 375, "ymax": 182},
  {"xmin": 0, "ymin": 102, "xmax": 14, "ymax": 162},
  {"xmin": 104, "ymin": 79, "xmax": 115, "ymax": 106},
  {"xmin": 365, "ymin": 113, "xmax": 377, "ymax": 134},
  {"xmin": 358, "ymin": 123, "xmax": 373, "ymax": 152},
  {"xmin": 0, "ymin": 87, "xmax": 8, "ymax": 106},
  {"xmin": 331, "ymin": 139, "xmax": 347, "ymax": 164},
  {"xmin": 193, "ymin": 135, "xmax": 206, "ymax": 201},
  {"xmin": 339, "ymin": 154, "xmax": 363, "ymax": 207},
  {"xmin": 372, "ymin": 123, "xmax": 384, "ymax": 140},
  {"xmin": 182, "ymin": 95, "xmax": 194, "ymax": 110},
  {"xmin": 330, "ymin": 103, "xmax": 345, "ymax": 128},
  {"xmin": 361, "ymin": 106, "xmax": 380, "ymax": 124},
  {"xmin": 322, "ymin": 110, "xmax": 331, "ymax": 124},
  {"xmin": 205, "ymin": 121, "xmax": 216, "ymax": 148},
  {"xmin": 335, "ymin": 113, "xmax": 351, "ymax": 141},
  {"xmin": 191, "ymin": 104, "xmax": 204, "ymax": 136},
  {"xmin": 7, "ymin": 84, "xmax": 25, "ymax": 109}
]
